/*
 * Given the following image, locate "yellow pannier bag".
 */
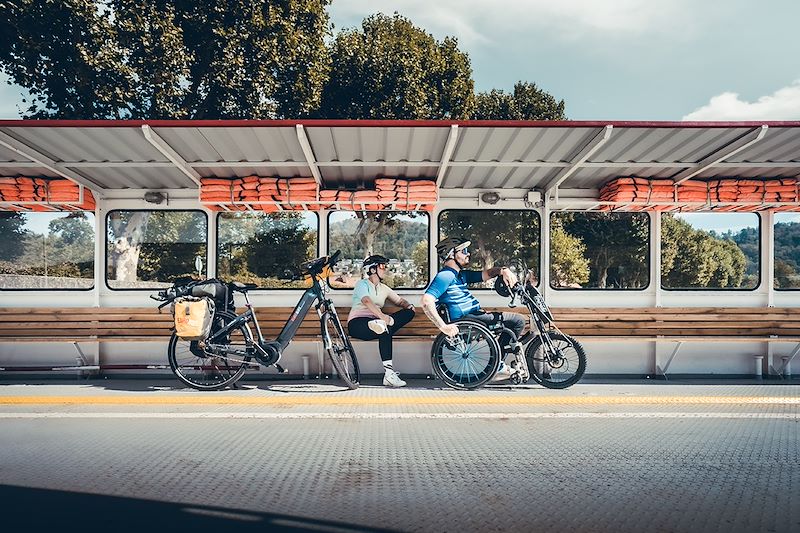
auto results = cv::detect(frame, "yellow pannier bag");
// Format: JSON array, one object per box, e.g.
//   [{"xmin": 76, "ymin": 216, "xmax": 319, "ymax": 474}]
[{"xmin": 173, "ymin": 296, "xmax": 215, "ymax": 340}]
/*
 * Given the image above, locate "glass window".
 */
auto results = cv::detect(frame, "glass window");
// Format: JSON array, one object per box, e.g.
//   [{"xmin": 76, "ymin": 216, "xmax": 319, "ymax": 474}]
[
  {"xmin": 438, "ymin": 209, "xmax": 540, "ymax": 288},
  {"xmin": 217, "ymin": 212, "xmax": 318, "ymax": 289},
  {"xmin": 550, "ymin": 212, "xmax": 649, "ymax": 289},
  {"xmin": 107, "ymin": 210, "xmax": 207, "ymax": 290},
  {"xmin": 328, "ymin": 211, "xmax": 429, "ymax": 289},
  {"xmin": 774, "ymin": 213, "xmax": 800, "ymax": 290},
  {"xmin": 661, "ymin": 213, "xmax": 759, "ymax": 290},
  {"xmin": 0, "ymin": 211, "xmax": 95, "ymax": 290}
]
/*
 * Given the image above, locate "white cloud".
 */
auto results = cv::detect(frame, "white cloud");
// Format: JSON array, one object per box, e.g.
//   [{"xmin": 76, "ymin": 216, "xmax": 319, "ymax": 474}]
[
  {"xmin": 682, "ymin": 81, "xmax": 800, "ymax": 121},
  {"xmin": 330, "ymin": 0, "xmax": 691, "ymax": 46}
]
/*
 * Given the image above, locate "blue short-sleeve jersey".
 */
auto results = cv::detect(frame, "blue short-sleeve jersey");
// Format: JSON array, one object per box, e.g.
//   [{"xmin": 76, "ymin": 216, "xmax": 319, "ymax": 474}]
[{"xmin": 425, "ymin": 267, "xmax": 483, "ymax": 320}]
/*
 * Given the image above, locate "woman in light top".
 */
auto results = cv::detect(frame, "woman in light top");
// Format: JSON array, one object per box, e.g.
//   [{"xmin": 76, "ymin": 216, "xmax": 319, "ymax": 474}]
[{"xmin": 347, "ymin": 254, "xmax": 416, "ymax": 387}]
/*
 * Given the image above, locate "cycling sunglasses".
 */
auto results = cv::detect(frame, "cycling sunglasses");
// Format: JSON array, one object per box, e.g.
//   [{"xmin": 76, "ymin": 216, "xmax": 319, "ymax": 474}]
[{"xmin": 457, "ymin": 247, "xmax": 470, "ymax": 255}]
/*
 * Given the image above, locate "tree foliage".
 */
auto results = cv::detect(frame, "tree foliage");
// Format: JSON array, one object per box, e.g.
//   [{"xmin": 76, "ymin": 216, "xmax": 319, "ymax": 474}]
[
  {"xmin": 549, "ymin": 218, "xmax": 589, "ymax": 287},
  {"xmin": 2, "ymin": 3, "xmax": 568, "ymax": 120},
  {"xmin": 1, "ymin": 0, "xmax": 332, "ymax": 118},
  {"xmin": 773, "ymin": 221, "xmax": 800, "ymax": 288},
  {"xmin": 473, "ymin": 81, "xmax": 566, "ymax": 120},
  {"xmin": 329, "ymin": 213, "xmax": 427, "ymax": 259},
  {"xmin": 661, "ymin": 215, "xmax": 748, "ymax": 289},
  {"xmin": 107, "ymin": 210, "xmax": 206, "ymax": 285},
  {"xmin": 0, "ymin": 212, "xmax": 27, "ymax": 262},
  {"xmin": 439, "ymin": 210, "xmax": 540, "ymax": 287},
  {"xmin": 317, "ymin": 13, "xmax": 474, "ymax": 119},
  {"xmin": 0, "ymin": 212, "xmax": 94, "ymax": 286},
  {"xmin": 555, "ymin": 212, "xmax": 649, "ymax": 289}
]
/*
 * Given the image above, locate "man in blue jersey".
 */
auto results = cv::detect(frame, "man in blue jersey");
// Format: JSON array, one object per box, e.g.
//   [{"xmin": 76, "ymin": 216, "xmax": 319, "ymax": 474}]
[{"xmin": 420, "ymin": 236, "xmax": 526, "ymax": 379}]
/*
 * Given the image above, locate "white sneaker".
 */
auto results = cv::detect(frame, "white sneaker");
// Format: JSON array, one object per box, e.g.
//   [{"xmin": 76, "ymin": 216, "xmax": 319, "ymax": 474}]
[
  {"xmin": 368, "ymin": 319, "xmax": 388, "ymax": 334},
  {"xmin": 491, "ymin": 362, "xmax": 514, "ymax": 382},
  {"xmin": 383, "ymin": 369, "xmax": 407, "ymax": 387}
]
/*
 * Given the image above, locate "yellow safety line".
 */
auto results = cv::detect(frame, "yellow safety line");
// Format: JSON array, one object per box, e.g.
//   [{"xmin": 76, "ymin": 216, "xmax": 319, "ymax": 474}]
[{"xmin": 0, "ymin": 395, "xmax": 798, "ymax": 406}]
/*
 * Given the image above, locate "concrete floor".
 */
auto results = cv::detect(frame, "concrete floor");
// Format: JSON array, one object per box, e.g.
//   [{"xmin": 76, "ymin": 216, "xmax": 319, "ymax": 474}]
[{"xmin": 0, "ymin": 378, "xmax": 798, "ymax": 532}]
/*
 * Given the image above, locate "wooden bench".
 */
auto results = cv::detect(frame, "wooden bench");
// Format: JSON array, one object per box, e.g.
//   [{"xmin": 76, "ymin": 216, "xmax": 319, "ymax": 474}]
[{"xmin": 1, "ymin": 306, "xmax": 799, "ymax": 377}]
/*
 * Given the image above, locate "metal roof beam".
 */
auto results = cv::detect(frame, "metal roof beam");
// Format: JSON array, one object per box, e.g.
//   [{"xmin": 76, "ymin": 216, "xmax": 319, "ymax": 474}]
[
  {"xmin": 141, "ymin": 124, "xmax": 202, "ymax": 187},
  {"xmin": 295, "ymin": 125, "xmax": 323, "ymax": 186},
  {"xmin": 0, "ymin": 129, "xmax": 102, "ymax": 193},
  {"xmin": 4, "ymin": 159, "xmax": 798, "ymax": 170},
  {"xmin": 436, "ymin": 125, "xmax": 459, "ymax": 186},
  {"xmin": 542, "ymin": 125, "xmax": 613, "ymax": 197},
  {"xmin": 672, "ymin": 125, "xmax": 769, "ymax": 184}
]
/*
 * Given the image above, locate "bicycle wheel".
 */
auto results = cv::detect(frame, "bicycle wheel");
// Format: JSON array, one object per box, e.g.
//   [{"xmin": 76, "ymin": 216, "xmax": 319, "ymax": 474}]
[
  {"xmin": 168, "ymin": 310, "xmax": 253, "ymax": 391},
  {"xmin": 525, "ymin": 331, "xmax": 586, "ymax": 389},
  {"xmin": 322, "ymin": 311, "xmax": 360, "ymax": 390},
  {"xmin": 430, "ymin": 319, "xmax": 501, "ymax": 390}
]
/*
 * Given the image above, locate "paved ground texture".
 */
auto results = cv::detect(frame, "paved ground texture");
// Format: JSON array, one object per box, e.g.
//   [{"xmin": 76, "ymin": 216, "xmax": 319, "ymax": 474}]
[{"xmin": 0, "ymin": 378, "xmax": 798, "ymax": 533}]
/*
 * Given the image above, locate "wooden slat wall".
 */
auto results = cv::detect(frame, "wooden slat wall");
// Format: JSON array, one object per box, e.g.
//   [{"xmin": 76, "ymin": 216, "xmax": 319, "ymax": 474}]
[{"xmin": 2, "ymin": 306, "xmax": 800, "ymax": 342}]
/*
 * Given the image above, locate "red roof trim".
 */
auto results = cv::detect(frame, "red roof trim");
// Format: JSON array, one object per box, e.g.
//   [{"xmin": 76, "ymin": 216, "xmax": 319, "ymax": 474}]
[{"xmin": 0, "ymin": 119, "xmax": 799, "ymax": 128}]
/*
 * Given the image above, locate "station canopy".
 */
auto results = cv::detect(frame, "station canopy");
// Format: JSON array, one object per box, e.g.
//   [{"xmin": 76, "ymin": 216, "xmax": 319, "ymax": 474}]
[{"xmin": 0, "ymin": 120, "xmax": 798, "ymax": 198}]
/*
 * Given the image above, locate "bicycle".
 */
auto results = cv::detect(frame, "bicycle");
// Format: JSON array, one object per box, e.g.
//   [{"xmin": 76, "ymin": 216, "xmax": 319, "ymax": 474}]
[
  {"xmin": 430, "ymin": 269, "xmax": 587, "ymax": 390},
  {"xmin": 151, "ymin": 250, "xmax": 360, "ymax": 391}
]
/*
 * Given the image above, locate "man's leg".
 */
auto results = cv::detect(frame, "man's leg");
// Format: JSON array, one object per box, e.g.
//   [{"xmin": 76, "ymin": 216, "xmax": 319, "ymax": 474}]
[{"xmin": 501, "ymin": 312, "xmax": 526, "ymax": 342}]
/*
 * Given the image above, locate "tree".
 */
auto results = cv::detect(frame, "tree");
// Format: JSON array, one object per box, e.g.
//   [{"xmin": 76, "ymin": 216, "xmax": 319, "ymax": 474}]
[
  {"xmin": 108, "ymin": 211, "xmax": 151, "ymax": 282},
  {"xmin": 0, "ymin": 212, "xmax": 27, "ymax": 262},
  {"xmin": 1, "ymin": 0, "xmax": 332, "ymax": 119},
  {"xmin": 549, "ymin": 219, "xmax": 589, "ymax": 288},
  {"xmin": 1, "ymin": 0, "xmax": 133, "ymax": 118},
  {"xmin": 245, "ymin": 214, "xmax": 315, "ymax": 283},
  {"xmin": 438, "ymin": 210, "xmax": 540, "ymax": 285},
  {"xmin": 558, "ymin": 212, "xmax": 649, "ymax": 288},
  {"xmin": 661, "ymin": 215, "xmax": 748, "ymax": 289},
  {"xmin": 775, "ymin": 259, "xmax": 799, "ymax": 289},
  {"xmin": 316, "ymin": 13, "xmax": 475, "ymax": 119},
  {"xmin": 47, "ymin": 212, "xmax": 94, "ymax": 267},
  {"xmin": 473, "ymin": 81, "xmax": 566, "ymax": 120}
]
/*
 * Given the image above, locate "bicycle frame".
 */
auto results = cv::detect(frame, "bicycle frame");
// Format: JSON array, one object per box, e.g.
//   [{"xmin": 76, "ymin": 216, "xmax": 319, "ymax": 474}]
[
  {"xmin": 273, "ymin": 277, "xmax": 330, "ymax": 350},
  {"xmin": 204, "ymin": 276, "xmax": 333, "ymax": 356}
]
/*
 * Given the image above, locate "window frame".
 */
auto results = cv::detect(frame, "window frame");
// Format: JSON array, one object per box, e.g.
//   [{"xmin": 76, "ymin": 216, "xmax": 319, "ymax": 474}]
[
  {"xmin": 0, "ymin": 210, "xmax": 96, "ymax": 292},
  {"xmin": 549, "ymin": 210, "xmax": 651, "ymax": 292},
  {"xmin": 326, "ymin": 210, "xmax": 431, "ymax": 291},
  {"xmin": 105, "ymin": 208, "xmax": 209, "ymax": 291},
  {"xmin": 660, "ymin": 212, "xmax": 761, "ymax": 292},
  {"xmin": 214, "ymin": 210, "xmax": 320, "ymax": 291},
  {"xmin": 437, "ymin": 208, "xmax": 542, "ymax": 291}
]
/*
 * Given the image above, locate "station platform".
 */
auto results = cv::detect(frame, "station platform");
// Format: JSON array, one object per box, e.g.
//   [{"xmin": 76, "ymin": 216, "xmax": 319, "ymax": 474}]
[{"xmin": 0, "ymin": 378, "xmax": 798, "ymax": 532}]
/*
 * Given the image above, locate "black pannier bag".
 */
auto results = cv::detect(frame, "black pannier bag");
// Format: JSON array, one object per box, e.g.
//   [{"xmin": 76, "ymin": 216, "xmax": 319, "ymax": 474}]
[{"xmin": 191, "ymin": 279, "xmax": 235, "ymax": 313}]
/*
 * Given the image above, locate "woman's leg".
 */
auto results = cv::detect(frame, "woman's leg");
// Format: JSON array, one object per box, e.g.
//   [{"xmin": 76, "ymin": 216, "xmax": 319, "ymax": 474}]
[
  {"xmin": 347, "ymin": 319, "xmax": 379, "ymax": 341},
  {"xmin": 349, "ymin": 318, "xmax": 392, "ymax": 361},
  {"xmin": 388, "ymin": 308, "xmax": 415, "ymax": 335}
]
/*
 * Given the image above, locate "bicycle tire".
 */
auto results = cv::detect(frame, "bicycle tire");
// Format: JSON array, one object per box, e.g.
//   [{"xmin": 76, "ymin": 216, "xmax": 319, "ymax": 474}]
[
  {"xmin": 322, "ymin": 310, "xmax": 360, "ymax": 389},
  {"xmin": 168, "ymin": 310, "xmax": 253, "ymax": 391},
  {"xmin": 430, "ymin": 319, "xmax": 502, "ymax": 390},
  {"xmin": 525, "ymin": 331, "xmax": 586, "ymax": 389}
]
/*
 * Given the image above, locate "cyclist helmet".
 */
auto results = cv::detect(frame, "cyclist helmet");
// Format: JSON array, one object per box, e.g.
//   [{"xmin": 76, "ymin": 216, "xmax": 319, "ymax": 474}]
[
  {"xmin": 363, "ymin": 254, "xmax": 390, "ymax": 275},
  {"xmin": 436, "ymin": 236, "xmax": 471, "ymax": 261}
]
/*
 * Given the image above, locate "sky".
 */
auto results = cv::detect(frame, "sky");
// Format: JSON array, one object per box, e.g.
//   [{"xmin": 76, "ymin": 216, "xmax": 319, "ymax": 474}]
[{"xmin": 1, "ymin": 0, "xmax": 799, "ymax": 120}]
